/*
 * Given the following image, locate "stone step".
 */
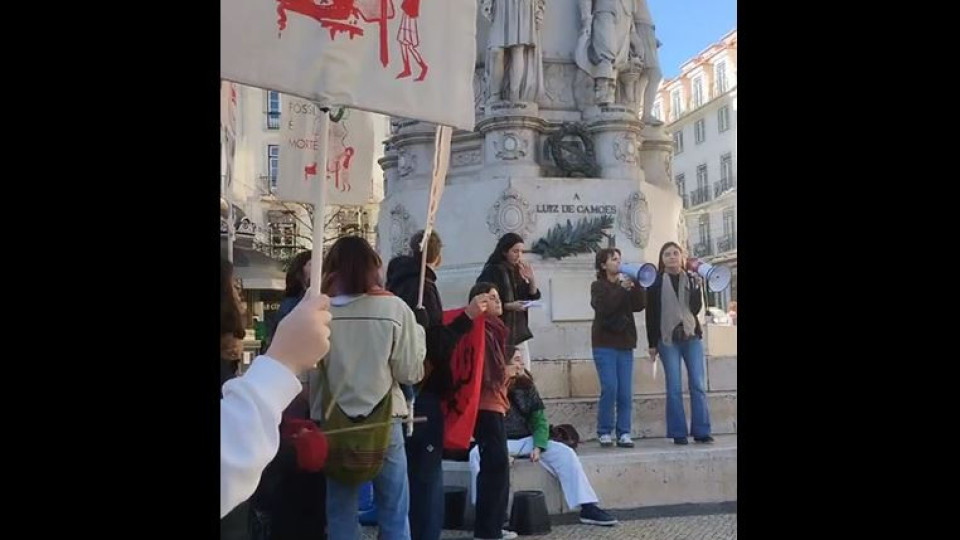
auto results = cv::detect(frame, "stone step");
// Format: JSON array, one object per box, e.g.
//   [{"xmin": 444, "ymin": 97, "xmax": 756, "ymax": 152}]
[
  {"xmin": 441, "ymin": 435, "xmax": 737, "ymax": 517},
  {"xmin": 543, "ymin": 392, "xmax": 737, "ymax": 441}
]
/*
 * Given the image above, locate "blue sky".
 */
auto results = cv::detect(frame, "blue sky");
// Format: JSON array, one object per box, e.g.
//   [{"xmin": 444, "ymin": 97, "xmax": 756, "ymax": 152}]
[{"xmin": 648, "ymin": 0, "xmax": 737, "ymax": 79}]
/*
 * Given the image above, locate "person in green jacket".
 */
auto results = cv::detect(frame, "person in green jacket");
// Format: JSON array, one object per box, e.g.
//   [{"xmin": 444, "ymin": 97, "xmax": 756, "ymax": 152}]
[{"xmin": 468, "ymin": 347, "xmax": 619, "ymax": 527}]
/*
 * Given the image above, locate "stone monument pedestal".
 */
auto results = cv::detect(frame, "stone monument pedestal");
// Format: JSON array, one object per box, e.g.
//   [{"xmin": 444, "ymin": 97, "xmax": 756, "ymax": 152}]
[{"xmin": 378, "ymin": 0, "xmax": 699, "ymax": 440}]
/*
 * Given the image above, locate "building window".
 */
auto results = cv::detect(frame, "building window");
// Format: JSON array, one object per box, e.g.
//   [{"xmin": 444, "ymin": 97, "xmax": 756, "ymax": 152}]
[
  {"xmin": 720, "ymin": 207, "xmax": 736, "ymax": 253},
  {"xmin": 694, "ymin": 119, "xmax": 706, "ymax": 144},
  {"xmin": 268, "ymin": 144, "xmax": 280, "ymax": 188},
  {"xmin": 671, "ymin": 90, "xmax": 683, "ymax": 121},
  {"xmin": 715, "ymin": 61, "xmax": 728, "ymax": 93},
  {"xmin": 698, "ymin": 214, "xmax": 711, "ymax": 251},
  {"xmin": 718, "ymin": 105, "xmax": 730, "ymax": 132},
  {"xmin": 692, "ymin": 77, "xmax": 704, "ymax": 108},
  {"xmin": 652, "ymin": 102, "xmax": 662, "ymax": 121},
  {"xmin": 692, "ymin": 164, "xmax": 710, "ymax": 206},
  {"xmin": 676, "ymin": 173, "xmax": 687, "ymax": 208},
  {"xmin": 723, "ymin": 208, "xmax": 735, "ymax": 236},
  {"xmin": 720, "ymin": 153, "xmax": 733, "ymax": 182},
  {"xmin": 267, "ymin": 91, "xmax": 281, "ymax": 130},
  {"xmin": 673, "ymin": 130, "xmax": 684, "ymax": 154},
  {"xmin": 696, "ymin": 164, "xmax": 708, "ymax": 190}
]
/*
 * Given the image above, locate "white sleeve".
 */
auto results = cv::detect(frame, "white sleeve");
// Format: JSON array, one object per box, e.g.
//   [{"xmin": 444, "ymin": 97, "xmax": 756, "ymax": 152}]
[{"xmin": 220, "ymin": 356, "xmax": 301, "ymax": 518}]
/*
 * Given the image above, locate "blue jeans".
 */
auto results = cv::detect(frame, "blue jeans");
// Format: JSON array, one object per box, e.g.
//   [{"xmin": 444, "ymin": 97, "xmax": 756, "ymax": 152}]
[
  {"xmin": 593, "ymin": 347, "xmax": 634, "ymax": 437},
  {"xmin": 326, "ymin": 422, "xmax": 411, "ymax": 540},
  {"xmin": 658, "ymin": 338, "xmax": 711, "ymax": 438},
  {"xmin": 405, "ymin": 391, "xmax": 444, "ymax": 540}
]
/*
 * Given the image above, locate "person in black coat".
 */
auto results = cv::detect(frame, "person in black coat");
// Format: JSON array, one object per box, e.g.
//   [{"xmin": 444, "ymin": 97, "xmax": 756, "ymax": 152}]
[
  {"xmin": 386, "ymin": 230, "xmax": 488, "ymax": 540},
  {"xmin": 476, "ymin": 233, "xmax": 540, "ymax": 362}
]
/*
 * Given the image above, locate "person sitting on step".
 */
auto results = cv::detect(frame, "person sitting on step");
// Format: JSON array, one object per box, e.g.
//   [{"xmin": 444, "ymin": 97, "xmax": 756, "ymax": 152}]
[{"xmin": 469, "ymin": 347, "xmax": 619, "ymax": 527}]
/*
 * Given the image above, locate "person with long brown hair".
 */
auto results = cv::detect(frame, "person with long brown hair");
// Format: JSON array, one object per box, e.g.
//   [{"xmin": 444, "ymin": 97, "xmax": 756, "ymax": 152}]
[
  {"xmin": 222, "ymin": 259, "xmax": 247, "ymax": 386},
  {"xmin": 221, "ymin": 258, "xmax": 253, "ymax": 539},
  {"xmin": 310, "ymin": 236, "xmax": 425, "ymax": 540},
  {"xmin": 590, "ymin": 247, "xmax": 645, "ymax": 449},
  {"xmin": 468, "ymin": 347, "xmax": 618, "ymax": 527},
  {"xmin": 644, "ymin": 241, "xmax": 713, "ymax": 445},
  {"xmin": 477, "ymin": 233, "xmax": 540, "ymax": 368}
]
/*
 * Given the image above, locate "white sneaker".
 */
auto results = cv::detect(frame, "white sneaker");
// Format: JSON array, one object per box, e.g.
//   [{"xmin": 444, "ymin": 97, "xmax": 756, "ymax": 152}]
[
  {"xmin": 473, "ymin": 533, "xmax": 517, "ymax": 540},
  {"xmin": 616, "ymin": 434, "xmax": 635, "ymax": 448},
  {"xmin": 599, "ymin": 434, "xmax": 613, "ymax": 447}
]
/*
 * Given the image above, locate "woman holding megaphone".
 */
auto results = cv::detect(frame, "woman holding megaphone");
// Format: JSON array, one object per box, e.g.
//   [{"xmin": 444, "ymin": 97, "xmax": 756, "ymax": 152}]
[
  {"xmin": 590, "ymin": 248, "xmax": 646, "ymax": 449},
  {"xmin": 645, "ymin": 242, "xmax": 713, "ymax": 445}
]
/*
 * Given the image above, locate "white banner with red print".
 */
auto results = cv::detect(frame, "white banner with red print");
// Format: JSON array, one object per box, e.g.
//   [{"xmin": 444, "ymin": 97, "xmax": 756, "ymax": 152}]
[
  {"xmin": 276, "ymin": 98, "xmax": 376, "ymax": 206},
  {"xmin": 220, "ymin": 81, "xmax": 244, "ymax": 202},
  {"xmin": 221, "ymin": 0, "xmax": 478, "ymax": 130}
]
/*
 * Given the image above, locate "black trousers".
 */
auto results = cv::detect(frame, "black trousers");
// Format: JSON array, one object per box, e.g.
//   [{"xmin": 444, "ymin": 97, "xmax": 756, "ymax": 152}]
[{"xmin": 473, "ymin": 410, "xmax": 509, "ymax": 539}]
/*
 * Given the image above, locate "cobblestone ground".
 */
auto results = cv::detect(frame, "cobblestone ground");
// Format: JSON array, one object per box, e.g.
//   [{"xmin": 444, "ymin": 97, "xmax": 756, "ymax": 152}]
[{"xmin": 361, "ymin": 512, "xmax": 736, "ymax": 539}]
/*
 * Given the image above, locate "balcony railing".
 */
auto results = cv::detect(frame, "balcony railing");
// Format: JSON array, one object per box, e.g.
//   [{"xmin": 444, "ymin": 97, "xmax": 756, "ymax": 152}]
[
  {"xmin": 694, "ymin": 240, "xmax": 713, "ymax": 257},
  {"xmin": 691, "ymin": 186, "xmax": 712, "ymax": 206},
  {"xmin": 260, "ymin": 175, "xmax": 278, "ymax": 195},
  {"xmin": 267, "ymin": 112, "xmax": 281, "ymax": 130},
  {"xmin": 714, "ymin": 176, "xmax": 736, "ymax": 198},
  {"xmin": 717, "ymin": 234, "xmax": 737, "ymax": 253}
]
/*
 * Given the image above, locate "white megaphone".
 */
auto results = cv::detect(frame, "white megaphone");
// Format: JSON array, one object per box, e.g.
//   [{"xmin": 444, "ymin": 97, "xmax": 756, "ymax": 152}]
[
  {"xmin": 619, "ymin": 262, "xmax": 659, "ymax": 288},
  {"xmin": 686, "ymin": 258, "xmax": 731, "ymax": 292}
]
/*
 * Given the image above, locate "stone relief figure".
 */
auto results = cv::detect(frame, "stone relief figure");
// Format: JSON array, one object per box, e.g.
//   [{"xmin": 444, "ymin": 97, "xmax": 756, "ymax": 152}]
[
  {"xmin": 574, "ymin": 0, "xmax": 663, "ymax": 123},
  {"xmin": 481, "ymin": 0, "xmax": 546, "ymax": 103}
]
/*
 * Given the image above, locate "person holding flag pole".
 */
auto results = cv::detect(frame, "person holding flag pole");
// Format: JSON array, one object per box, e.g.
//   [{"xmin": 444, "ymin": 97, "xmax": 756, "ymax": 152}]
[{"xmin": 386, "ymin": 134, "xmax": 490, "ymax": 539}]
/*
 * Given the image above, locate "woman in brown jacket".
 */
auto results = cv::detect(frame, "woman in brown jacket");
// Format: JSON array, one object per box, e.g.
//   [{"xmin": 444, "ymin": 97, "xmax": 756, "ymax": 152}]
[{"xmin": 590, "ymin": 248, "xmax": 646, "ymax": 449}]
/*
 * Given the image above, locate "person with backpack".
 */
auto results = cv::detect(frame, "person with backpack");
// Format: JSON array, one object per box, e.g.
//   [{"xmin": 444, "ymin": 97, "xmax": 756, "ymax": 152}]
[{"xmin": 309, "ymin": 236, "xmax": 425, "ymax": 540}]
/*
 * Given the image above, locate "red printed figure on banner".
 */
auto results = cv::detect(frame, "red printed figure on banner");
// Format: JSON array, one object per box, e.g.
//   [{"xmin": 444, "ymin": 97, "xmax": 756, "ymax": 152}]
[
  {"xmin": 304, "ymin": 162, "xmax": 318, "ymax": 183},
  {"xmin": 326, "ymin": 147, "xmax": 355, "ymax": 192},
  {"xmin": 277, "ymin": 0, "xmax": 396, "ymax": 66},
  {"xmin": 396, "ymin": 0, "xmax": 428, "ymax": 81}
]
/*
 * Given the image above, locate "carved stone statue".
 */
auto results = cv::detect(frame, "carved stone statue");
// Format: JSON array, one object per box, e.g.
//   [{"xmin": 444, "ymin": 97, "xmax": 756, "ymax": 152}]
[
  {"xmin": 632, "ymin": 0, "xmax": 663, "ymax": 125},
  {"xmin": 574, "ymin": 0, "xmax": 663, "ymax": 124},
  {"xmin": 481, "ymin": 0, "xmax": 545, "ymax": 103}
]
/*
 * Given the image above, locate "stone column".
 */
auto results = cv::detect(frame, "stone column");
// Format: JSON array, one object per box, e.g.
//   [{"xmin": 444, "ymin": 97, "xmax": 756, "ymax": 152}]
[
  {"xmin": 584, "ymin": 104, "xmax": 645, "ymax": 182},
  {"xmin": 476, "ymin": 102, "xmax": 547, "ymax": 179},
  {"xmin": 639, "ymin": 124, "xmax": 674, "ymax": 189}
]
